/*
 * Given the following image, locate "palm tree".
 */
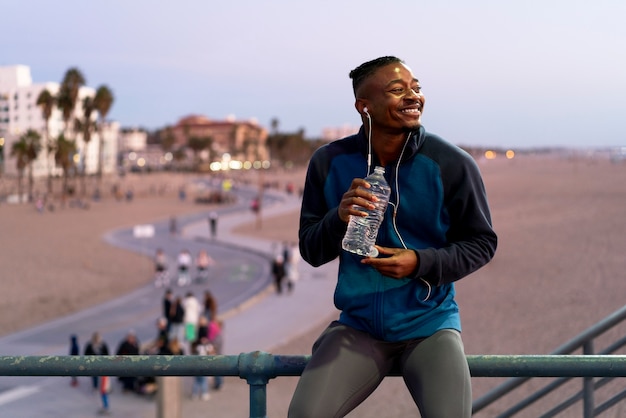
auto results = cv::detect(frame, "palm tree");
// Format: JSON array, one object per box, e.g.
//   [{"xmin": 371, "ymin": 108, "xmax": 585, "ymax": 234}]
[
  {"xmin": 93, "ymin": 85, "xmax": 113, "ymax": 182},
  {"xmin": 74, "ymin": 96, "xmax": 96, "ymax": 196},
  {"xmin": 57, "ymin": 68, "xmax": 86, "ymax": 135},
  {"xmin": 53, "ymin": 134, "xmax": 77, "ymax": 201},
  {"xmin": 270, "ymin": 117, "xmax": 280, "ymax": 136},
  {"xmin": 36, "ymin": 89, "xmax": 55, "ymax": 195},
  {"xmin": 10, "ymin": 129, "xmax": 42, "ymax": 203},
  {"xmin": 187, "ymin": 136, "xmax": 213, "ymax": 170},
  {"xmin": 160, "ymin": 127, "xmax": 176, "ymax": 153}
]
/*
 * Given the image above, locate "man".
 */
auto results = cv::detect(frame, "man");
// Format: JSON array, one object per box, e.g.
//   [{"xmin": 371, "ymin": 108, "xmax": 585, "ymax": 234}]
[{"xmin": 288, "ymin": 56, "xmax": 497, "ymax": 417}]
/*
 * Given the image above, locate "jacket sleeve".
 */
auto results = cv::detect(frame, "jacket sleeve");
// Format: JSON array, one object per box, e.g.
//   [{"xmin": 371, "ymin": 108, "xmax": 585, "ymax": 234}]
[
  {"xmin": 298, "ymin": 147, "xmax": 348, "ymax": 267},
  {"xmin": 414, "ymin": 152, "xmax": 497, "ymax": 285}
]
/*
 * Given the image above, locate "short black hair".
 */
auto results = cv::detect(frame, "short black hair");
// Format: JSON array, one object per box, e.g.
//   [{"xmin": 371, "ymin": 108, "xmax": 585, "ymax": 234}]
[{"xmin": 349, "ymin": 56, "xmax": 404, "ymax": 97}]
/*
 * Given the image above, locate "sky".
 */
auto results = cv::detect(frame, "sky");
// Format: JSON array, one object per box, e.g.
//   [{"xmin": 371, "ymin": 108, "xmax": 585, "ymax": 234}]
[{"xmin": 3, "ymin": 0, "xmax": 625, "ymax": 149}]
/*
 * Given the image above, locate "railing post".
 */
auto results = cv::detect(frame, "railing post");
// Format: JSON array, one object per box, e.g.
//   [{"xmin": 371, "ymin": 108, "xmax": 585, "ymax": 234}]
[
  {"xmin": 582, "ymin": 341, "xmax": 595, "ymax": 418},
  {"xmin": 156, "ymin": 376, "xmax": 182, "ymax": 418},
  {"xmin": 238, "ymin": 351, "xmax": 277, "ymax": 418}
]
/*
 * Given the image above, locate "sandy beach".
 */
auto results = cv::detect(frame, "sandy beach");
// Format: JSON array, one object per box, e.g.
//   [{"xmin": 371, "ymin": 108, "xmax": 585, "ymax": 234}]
[{"xmin": 1, "ymin": 155, "xmax": 626, "ymax": 416}]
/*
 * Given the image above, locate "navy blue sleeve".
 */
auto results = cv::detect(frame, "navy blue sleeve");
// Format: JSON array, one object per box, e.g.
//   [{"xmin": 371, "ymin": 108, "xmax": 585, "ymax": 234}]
[
  {"xmin": 414, "ymin": 143, "xmax": 497, "ymax": 285},
  {"xmin": 298, "ymin": 145, "xmax": 347, "ymax": 267}
]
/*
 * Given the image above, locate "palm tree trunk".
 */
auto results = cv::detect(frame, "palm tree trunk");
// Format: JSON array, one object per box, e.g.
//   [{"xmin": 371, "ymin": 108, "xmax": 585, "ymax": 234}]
[
  {"xmin": 17, "ymin": 172, "xmax": 24, "ymax": 203},
  {"xmin": 28, "ymin": 164, "xmax": 34, "ymax": 203},
  {"xmin": 97, "ymin": 133, "xmax": 104, "ymax": 182},
  {"xmin": 46, "ymin": 133, "xmax": 53, "ymax": 196},
  {"xmin": 81, "ymin": 149, "xmax": 87, "ymax": 198},
  {"xmin": 62, "ymin": 171, "xmax": 69, "ymax": 206}
]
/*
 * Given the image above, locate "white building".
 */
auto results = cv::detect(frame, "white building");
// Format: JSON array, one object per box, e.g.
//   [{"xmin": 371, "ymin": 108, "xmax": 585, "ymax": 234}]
[
  {"xmin": 0, "ymin": 65, "xmax": 118, "ymax": 180},
  {"xmin": 118, "ymin": 128, "xmax": 148, "ymax": 152}
]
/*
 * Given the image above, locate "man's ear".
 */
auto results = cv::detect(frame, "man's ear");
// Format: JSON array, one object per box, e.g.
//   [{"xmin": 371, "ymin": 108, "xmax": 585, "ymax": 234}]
[{"xmin": 355, "ymin": 100, "xmax": 368, "ymax": 116}]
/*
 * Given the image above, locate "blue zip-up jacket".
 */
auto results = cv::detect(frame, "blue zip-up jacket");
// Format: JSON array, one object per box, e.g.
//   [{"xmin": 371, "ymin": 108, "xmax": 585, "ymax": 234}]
[{"xmin": 299, "ymin": 126, "xmax": 497, "ymax": 341}]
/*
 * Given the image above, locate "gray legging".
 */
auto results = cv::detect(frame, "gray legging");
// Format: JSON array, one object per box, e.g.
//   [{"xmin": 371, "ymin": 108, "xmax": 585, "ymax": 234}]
[{"xmin": 288, "ymin": 322, "xmax": 471, "ymax": 418}]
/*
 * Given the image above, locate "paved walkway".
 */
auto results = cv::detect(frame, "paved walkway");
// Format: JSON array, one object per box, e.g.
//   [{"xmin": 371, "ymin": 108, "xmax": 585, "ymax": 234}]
[{"xmin": 0, "ymin": 190, "xmax": 339, "ymax": 417}]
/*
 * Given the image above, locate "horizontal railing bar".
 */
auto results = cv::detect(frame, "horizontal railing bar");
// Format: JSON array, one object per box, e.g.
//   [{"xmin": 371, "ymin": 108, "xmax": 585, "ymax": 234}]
[
  {"xmin": 1, "ymin": 354, "xmax": 626, "ymax": 378},
  {"xmin": 468, "ymin": 355, "xmax": 626, "ymax": 377}
]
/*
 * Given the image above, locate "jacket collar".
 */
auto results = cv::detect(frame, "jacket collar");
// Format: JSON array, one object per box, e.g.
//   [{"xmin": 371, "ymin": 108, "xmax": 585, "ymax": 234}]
[{"xmin": 355, "ymin": 125, "xmax": 426, "ymax": 165}]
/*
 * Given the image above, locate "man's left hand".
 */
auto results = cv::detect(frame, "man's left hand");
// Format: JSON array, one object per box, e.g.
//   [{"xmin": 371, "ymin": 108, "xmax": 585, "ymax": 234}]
[{"xmin": 361, "ymin": 246, "xmax": 418, "ymax": 279}]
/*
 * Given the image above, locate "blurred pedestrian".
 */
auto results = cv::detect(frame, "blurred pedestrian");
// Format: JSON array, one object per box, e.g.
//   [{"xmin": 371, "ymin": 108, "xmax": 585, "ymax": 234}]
[
  {"xmin": 285, "ymin": 241, "xmax": 301, "ymax": 294},
  {"xmin": 195, "ymin": 249, "xmax": 214, "ymax": 283},
  {"xmin": 203, "ymin": 290, "xmax": 218, "ymax": 321},
  {"xmin": 163, "ymin": 288, "xmax": 174, "ymax": 333},
  {"xmin": 154, "ymin": 248, "xmax": 169, "ymax": 288},
  {"xmin": 271, "ymin": 254, "xmax": 286, "ymax": 294},
  {"xmin": 190, "ymin": 338, "xmax": 214, "ymax": 400},
  {"xmin": 183, "ymin": 291, "xmax": 201, "ymax": 348},
  {"xmin": 197, "ymin": 315, "xmax": 209, "ymax": 340},
  {"xmin": 169, "ymin": 296, "xmax": 185, "ymax": 343},
  {"xmin": 98, "ymin": 375, "xmax": 111, "ymax": 415},
  {"xmin": 69, "ymin": 334, "xmax": 80, "ymax": 387},
  {"xmin": 115, "ymin": 330, "xmax": 140, "ymax": 392},
  {"xmin": 208, "ymin": 318, "xmax": 224, "ymax": 390},
  {"xmin": 177, "ymin": 249, "xmax": 192, "ymax": 286},
  {"xmin": 84, "ymin": 332, "xmax": 109, "ymax": 392},
  {"xmin": 208, "ymin": 211, "xmax": 218, "ymax": 239},
  {"xmin": 169, "ymin": 216, "xmax": 177, "ymax": 236}
]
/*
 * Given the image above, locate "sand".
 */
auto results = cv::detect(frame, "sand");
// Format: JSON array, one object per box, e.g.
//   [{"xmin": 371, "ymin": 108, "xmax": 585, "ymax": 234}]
[{"xmin": 2, "ymin": 155, "xmax": 626, "ymax": 417}]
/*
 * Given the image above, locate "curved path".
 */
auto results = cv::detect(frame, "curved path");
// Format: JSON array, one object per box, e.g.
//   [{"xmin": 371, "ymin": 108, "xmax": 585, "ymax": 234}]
[{"xmin": 0, "ymin": 185, "xmax": 339, "ymax": 417}]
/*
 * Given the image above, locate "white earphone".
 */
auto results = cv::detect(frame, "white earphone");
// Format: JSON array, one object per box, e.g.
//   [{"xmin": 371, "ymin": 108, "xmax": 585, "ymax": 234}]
[{"xmin": 363, "ymin": 106, "xmax": 369, "ymax": 114}]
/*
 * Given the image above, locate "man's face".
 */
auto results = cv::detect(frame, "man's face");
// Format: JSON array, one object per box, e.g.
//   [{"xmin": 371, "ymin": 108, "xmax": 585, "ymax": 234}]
[{"xmin": 360, "ymin": 62, "xmax": 425, "ymax": 132}]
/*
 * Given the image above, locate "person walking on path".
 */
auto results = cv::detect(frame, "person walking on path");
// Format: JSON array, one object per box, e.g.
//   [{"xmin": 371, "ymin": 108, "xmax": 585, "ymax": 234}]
[
  {"xmin": 154, "ymin": 248, "xmax": 169, "ymax": 288},
  {"xmin": 169, "ymin": 216, "xmax": 178, "ymax": 236},
  {"xmin": 69, "ymin": 334, "xmax": 80, "ymax": 387},
  {"xmin": 169, "ymin": 296, "xmax": 185, "ymax": 343},
  {"xmin": 177, "ymin": 249, "xmax": 192, "ymax": 286},
  {"xmin": 84, "ymin": 332, "xmax": 110, "ymax": 392},
  {"xmin": 208, "ymin": 318, "xmax": 225, "ymax": 390},
  {"xmin": 195, "ymin": 249, "xmax": 214, "ymax": 283},
  {"xmin": 190, "ymin": 337, "xmax": 214, "ymax": 400},
  {"xmin": 271, "ymin": 253, "xmax": 286, "ymax": 294},
  {"xmin": 98, "ymin": 375, "xmax": 111, "ymax": 415},
  {"xmin": 289, "ymin": 56, "xmax": 497, "ymax": 417},
  {"xmin": 115, "ymin": 330, "xmax": 140, "ymax": 392},
  {"xmin": 285, "ymin": 241, "xmax": 300, "ymax": 294},
  {"xmin": 162, "ymin": 288, "xmax": 174, "ymax": 333},
  {"xmin": 183, "ymin": 291, "xmax": 201, "ymax": 349},
  {"xmin": 203, "ymin": 290, "xmax": 218, "ymax": 321},
  {"xmin": 208, "ymin": 211, "xmax": 218, "ymax": 239}
]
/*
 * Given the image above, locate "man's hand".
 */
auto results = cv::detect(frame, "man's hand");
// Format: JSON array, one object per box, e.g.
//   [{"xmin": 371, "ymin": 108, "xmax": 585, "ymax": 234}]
[
  {"xmin": 361, "ymin": 246, "xmax": 419, "ymax": 279},
  {"xmin": 337, "ymin": 178, "xmax": 377, "ymax": 223}
]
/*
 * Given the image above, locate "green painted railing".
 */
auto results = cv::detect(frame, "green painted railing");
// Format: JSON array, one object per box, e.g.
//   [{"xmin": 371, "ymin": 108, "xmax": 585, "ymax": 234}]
[{"xmin": 2, "ymin": 353, "xmax": 626, "ymax": 417}]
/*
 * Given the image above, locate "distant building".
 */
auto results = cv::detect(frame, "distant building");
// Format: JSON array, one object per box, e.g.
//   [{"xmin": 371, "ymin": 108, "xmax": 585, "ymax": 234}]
[
  {"xmin": 0, "ymin": 65, "xmax": 118, "ymax": 179},
  {"xmin": 119, "ymin": 127, "xmax": 148, "ymax": 152},
  {"xmin": 168, "ymin": 114, "xmax": 269, "ymax": 163},
  {"xmin": 321, "ymin": 124, "xmax": 360, "ymax": 142}
]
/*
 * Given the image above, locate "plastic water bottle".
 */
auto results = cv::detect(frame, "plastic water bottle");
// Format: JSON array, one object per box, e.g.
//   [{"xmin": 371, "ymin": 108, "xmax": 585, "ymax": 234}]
[{"xmin": 342, "ymin": 166, "xmax": 391, "ymax": 257}]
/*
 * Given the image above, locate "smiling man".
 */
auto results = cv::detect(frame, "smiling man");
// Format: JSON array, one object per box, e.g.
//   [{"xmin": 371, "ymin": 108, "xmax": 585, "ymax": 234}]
[{"xmin": 289, "ymin": 56, "xmax": 498, "ymax": 417}]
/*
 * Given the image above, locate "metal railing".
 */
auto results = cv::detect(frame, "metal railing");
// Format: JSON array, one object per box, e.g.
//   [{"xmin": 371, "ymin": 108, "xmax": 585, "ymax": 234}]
[
  {"xmin": 473, "ymin": 304, "xmax": 626, "ymax": 417},
  {"xmin": 2, "ymin": 353, "xmax": 626, "ymax": 418}
]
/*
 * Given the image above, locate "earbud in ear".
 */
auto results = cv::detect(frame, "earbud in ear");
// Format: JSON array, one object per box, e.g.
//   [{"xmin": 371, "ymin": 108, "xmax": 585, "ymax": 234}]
[{"xmin": 363, "ymin": 106, "xmax": 369, "ymax": 114}]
